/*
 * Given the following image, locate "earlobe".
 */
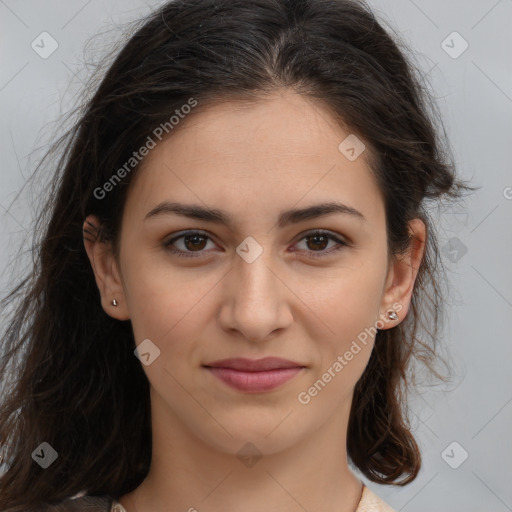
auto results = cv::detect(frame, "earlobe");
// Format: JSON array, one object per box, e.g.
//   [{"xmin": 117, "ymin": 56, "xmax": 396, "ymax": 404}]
[
  {"xmin": 379, "ymin": 218, "xmax": 426, "ymax": 328},
  {"xmin": 82, "ymin": 215, "xmax": 130, "ymax": 320}
]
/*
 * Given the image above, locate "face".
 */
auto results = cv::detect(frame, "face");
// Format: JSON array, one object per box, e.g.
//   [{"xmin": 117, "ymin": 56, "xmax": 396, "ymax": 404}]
[{"xmin": 86, "ymin": 89, "xmax": 418, "ymax": 458}]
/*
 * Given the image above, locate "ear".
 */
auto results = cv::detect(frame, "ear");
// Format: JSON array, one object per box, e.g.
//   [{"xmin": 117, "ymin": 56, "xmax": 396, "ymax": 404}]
[
  {"xmin": 82, "ymin": 214, "xmax": 130, "ymax": 320},
  {"xmin": 378, "ymin": 218, "xmax": 426, "ymax": 328}
]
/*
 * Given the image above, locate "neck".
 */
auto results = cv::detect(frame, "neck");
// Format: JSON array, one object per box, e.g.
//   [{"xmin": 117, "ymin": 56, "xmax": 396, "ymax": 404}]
[{"xmin": 120, "ymin": 389, "xmax": 363, "ymax": 512}]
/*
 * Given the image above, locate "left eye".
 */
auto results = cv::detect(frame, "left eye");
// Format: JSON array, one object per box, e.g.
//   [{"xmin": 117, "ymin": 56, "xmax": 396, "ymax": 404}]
[
  {"xmin": 164, "ymin": 230, "xmax": 348, "ymax": 258},
  {"xmin": 293, "ymin": 231, "xmax": 348, "ymax": 257}
]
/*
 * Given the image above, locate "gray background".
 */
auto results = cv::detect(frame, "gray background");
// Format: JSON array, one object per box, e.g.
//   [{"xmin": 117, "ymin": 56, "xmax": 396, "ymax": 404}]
[{"xmin": 1, "ymin": 0, "xmax": 511, "ymax": 510}]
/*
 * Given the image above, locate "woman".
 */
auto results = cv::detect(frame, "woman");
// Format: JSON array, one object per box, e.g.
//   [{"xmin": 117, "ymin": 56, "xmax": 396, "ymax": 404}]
[{"xmin": 0, "ymin": 0, "xmax": 473, "ymax": 511}]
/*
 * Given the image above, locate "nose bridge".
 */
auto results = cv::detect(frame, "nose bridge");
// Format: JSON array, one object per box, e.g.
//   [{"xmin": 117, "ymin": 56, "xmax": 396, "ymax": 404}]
[
  {"xmin": 237, "ymin": 250, "xmax": 277, "ymax": 305},
  {"xmin": 219, "ymin": 243, "xmax": 292, "ymax": 342}
]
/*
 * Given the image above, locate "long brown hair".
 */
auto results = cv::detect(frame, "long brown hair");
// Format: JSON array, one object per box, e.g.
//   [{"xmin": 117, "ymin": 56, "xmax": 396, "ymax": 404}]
[{"xmin": 0, "ymin": 0, "xmax": 474, "ymax": 509}]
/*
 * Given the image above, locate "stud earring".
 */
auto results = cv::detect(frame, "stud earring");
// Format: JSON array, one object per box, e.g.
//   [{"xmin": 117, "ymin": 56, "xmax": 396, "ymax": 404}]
[
  {"xmin": 387, "ymin": 310, "xmax": 398, "ymax": 320},
  {"xmin": 111, "ymin": 299, "xmax": 118, "ymax": 307}
]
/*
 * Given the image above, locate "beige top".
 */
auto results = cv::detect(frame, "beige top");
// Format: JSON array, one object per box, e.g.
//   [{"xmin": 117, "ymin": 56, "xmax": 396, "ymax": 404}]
[{"xmin": 110, "ymin": 484, "xmax": 396, "ymax": 512}]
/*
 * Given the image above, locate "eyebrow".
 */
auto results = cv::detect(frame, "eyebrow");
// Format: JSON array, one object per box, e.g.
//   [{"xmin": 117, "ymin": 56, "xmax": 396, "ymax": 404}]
[{"xmin": 144, "ymin": 201, "xmax": 366, "ymax": 229}]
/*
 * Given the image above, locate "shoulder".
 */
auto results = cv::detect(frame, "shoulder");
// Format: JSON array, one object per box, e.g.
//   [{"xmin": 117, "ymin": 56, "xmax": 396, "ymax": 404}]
[
  {"xmin": 29, "ymin": 495, "xmax": 114, "ymax": 512},
  {"xmin": 355, "ymin": 485, "xmax": 396, "ymax": 512}
]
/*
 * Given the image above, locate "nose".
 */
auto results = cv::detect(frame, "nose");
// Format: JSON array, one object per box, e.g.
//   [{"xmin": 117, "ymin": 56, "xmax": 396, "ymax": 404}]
[{"xmin": 217, "ymin": 249, "xmax": 293, "ymax": 343}]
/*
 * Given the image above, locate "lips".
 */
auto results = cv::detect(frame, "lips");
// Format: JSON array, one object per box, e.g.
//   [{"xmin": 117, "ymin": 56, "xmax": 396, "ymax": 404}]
[
  {"xmin": 203, "ymin": 357, "xmax": 306, "ymax": 392},
  {"xmin": 204, "ymin": 357, "xmax": 304, "ymax": 371}
]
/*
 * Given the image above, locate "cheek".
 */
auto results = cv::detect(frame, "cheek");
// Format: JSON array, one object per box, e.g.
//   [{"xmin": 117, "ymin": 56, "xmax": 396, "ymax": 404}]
[
  {"xmin": 301, "ymin": 257, "xmax": 387, "ymax": 388},
  {"xmin": 123, "ymin": 264, "xmax": 227, "ymax": 383},
  {"xmin": 297, "ymin": 274, "xmax": 381, "ymax": 410},
  {"xmin": 127, "ymin": 276, "xmax": 207, "ymax": 350},
  {"xmin": 309, "ymin": 260, "xmax": 387, "ymax": 340},
  {"xmin": 119, "ymin": 239, "xmax": 200, "ymax": 338}
]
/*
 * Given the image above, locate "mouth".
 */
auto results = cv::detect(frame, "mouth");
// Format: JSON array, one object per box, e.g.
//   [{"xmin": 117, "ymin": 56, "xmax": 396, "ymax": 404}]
[{"xmin": 203, "ymin": 357, "xmax": 306, "ymax": 393}]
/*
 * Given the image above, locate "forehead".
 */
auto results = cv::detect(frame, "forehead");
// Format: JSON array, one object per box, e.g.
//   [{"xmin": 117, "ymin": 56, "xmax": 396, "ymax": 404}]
[{"xmin": 124, "ymin": 90, "xmax": 384, "ymax": 227}]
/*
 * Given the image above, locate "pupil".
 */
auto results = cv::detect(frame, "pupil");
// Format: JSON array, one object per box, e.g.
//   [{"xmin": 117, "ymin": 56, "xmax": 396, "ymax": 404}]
[
  {"xmin": 308, "ymin": 235, "xmax": 327, "ymax": 251},
  {"xmin": 185, "ymin": 235, "xmax": 206, "ymax": 251}
]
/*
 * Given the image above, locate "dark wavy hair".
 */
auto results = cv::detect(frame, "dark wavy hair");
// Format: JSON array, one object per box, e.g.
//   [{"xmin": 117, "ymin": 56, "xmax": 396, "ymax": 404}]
[{"xmin": 0, "ymin": 0, "xmax": 474, "ymax": 509}]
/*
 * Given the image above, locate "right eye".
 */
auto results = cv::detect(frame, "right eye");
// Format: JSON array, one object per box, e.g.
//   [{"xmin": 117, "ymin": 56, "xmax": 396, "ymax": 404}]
[{"xmin": 164, "ymin": 230, "xmax": 218, "ymax": 258}]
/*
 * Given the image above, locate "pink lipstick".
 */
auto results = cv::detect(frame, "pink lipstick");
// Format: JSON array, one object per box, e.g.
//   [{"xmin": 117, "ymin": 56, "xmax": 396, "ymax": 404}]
[{"xmin": 203, "ymin": 357, "xmax": 305, "ymax": 392}]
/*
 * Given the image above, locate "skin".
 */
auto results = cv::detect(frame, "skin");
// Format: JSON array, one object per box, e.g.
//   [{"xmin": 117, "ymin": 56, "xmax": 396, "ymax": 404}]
[{"xmin": 84, "ymin": 89, "xmax": 425, "ymax": 512}]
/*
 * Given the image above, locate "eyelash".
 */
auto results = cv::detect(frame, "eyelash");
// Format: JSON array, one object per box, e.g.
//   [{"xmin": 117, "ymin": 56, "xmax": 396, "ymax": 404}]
[{"xmin": 164, "ymin": 230, "xmax": 349, "ymax": 259}]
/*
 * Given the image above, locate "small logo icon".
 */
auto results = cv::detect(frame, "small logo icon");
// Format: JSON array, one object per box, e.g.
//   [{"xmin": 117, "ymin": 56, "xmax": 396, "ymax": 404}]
[
  {"xmin": 236, "ymin": 236, "xmax": 263, "ymax": 263},
  {"xmin": 442, "ymin": 237, "xmax": 468, "ymax": 263},
  {"xmin": 31, "ymin": 32, "xmax": 59, "ymax": 59},
  {"xmin": 31, "ymin": 442, "xmax": 58, "ymax": 469},
  {"xmin": 134, "ymin": 338, "xmax": 161, "ymax": 366},
  {"xmin": 338, "ymin": 134, "xmax": 366, "ymax": 161},
  {"xmin": 441, "ymin": 441, "xmax": 469, "ymax": 469},
  {"xmin": 503, "ymin": 186, "xmax": 512, "ymax": 200},
  {"xmin": 236, "ymin": 442, "xmax": 263, "ymax": 468},
  {"xmin": 441, "ymin": 32, "xmax": 468, "ymax": 59}
]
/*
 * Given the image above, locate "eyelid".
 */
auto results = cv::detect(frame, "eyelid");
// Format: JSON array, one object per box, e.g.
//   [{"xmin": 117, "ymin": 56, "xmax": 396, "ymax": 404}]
[
  {"xmin": 164, "ymin": 228, "xmax": 350, "ymax": 258},
  {"xmin": 290, "ymin": 229, "xmax": 349, "ymax": 258},
  {"xmin": 164, "ymin": 229, "xmax": 218, "ymax": 258}
]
